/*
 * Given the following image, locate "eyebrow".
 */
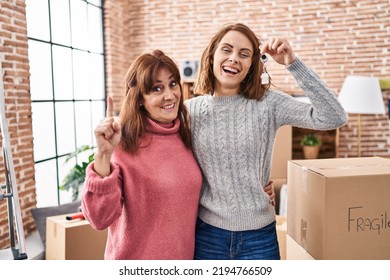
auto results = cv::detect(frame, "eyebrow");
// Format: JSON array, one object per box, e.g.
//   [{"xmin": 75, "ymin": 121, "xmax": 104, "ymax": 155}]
[
  {"xmin": 221, "ymin": 43, "xmax": 253, "ymax": 54},
  {"xmin": 155, "ymin": 74, "xmax": 174, "ymax": 83}
]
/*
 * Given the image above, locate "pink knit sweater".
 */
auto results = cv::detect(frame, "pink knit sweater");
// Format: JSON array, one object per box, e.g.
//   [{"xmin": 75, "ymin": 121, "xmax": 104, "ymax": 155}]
[{"xmin": 81, "ymin": 117, "xmax": 202, "ymax": 260}]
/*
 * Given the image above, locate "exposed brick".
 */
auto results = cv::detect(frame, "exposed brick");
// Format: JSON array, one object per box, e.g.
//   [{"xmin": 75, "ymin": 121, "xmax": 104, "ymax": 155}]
[
  {"xmin": 0, "ymin": 0, "xmax": 35, "ymax": 250},
  {"xmin": 102, "ymin": 0, "xmax": 390, "ymax": 161}
]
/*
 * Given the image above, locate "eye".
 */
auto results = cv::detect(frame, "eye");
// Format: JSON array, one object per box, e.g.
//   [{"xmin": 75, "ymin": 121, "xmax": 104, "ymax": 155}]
[
  {"xmin": 170, "ymin": 80, "xmax": 178, "ymax": 87},
  {"xmin": 240, "ymin": 52, "xmax": 250, "ymax": 58},
  {"xmin": 151, "ymin": 85, "xmax": 163, "ymax": 93},
  {"xmin": 221, "ymin": 47, "xmax": 231, "ymax": 53}
]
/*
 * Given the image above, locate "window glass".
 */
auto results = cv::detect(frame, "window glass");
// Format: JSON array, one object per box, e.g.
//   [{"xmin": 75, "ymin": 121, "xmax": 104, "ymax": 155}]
[
  {"xmin": 88, "ymin": 5, "xmax": 104, "ymax": 53},
  {"xmin": 91, "ymin": 101, "xmax": 105, "ymax": 147},
  {"xmin": 75, "ymin": 101, "xmax": 93, "ymax": 148},
  {"xmin": 58, "ymin": 155, "xmax": 75, "ymax": 205},
  {"xmin": 88, "ymin": 0, "xmax": 102, "ymax": 6},
  {"xmin": 31, "ymin": 102, "xmax": 55, "ymax": 161},
  {"xmin": 25, "ymin": 0, "xmax": 50, "ymax": 41},
  {"xmin": 50, "ymin": 0, "xmax": 71, "ymax": 46},
  {"xmin": 70, "ymin": 0, "xmax": 88, "ymax": 50},
  {"xmin": 27, "ymin": 0, "xmax": 105, "ymax": 206},
  {"xmin": 28, "ymin": 40, "xmax": 52, "ymax": 101},
  {"xmin": 76, "ymin": 148, "xmax": 94, "ymax": 165},
  {"xmin": 52, "ymin": 45, "xmax": 73, "ymax": 100},
  {"xmin": 59, "ymin": 186, "xmax": 73, "ymax": 205},
  {"xmin": 55, "ymin": 102, "xmax": 76, "ymax": 156},
  {"xmin": 73, "ymin": 49, "xmax": 90, "ymax": 99},
  {"xmin": 89, "ymin": 53, "xmax": 105, "ymax": 99},
  {"xmin": 35, "ymin": 160, "xmax": 58, "ymax": 208}
]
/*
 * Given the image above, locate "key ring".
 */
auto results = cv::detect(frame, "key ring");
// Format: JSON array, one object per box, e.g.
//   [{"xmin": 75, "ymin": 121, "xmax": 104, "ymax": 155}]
[
  {"xmin": 260, "ymin": 53, "xmax": 268, "ymax": 64},
  {"xmin": 260, "ymin": 53, "xmax": 269, "ymax": 85}
]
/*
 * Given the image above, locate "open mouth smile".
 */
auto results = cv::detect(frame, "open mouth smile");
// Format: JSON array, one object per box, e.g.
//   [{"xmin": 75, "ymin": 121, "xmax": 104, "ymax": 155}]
[
  {"xmin": 162, "ymin": 103, "xmax": 175, "ymax": 110},
  {"xmin": 222, "ymin": 65, "xmax": 240, "ymax": 75}
]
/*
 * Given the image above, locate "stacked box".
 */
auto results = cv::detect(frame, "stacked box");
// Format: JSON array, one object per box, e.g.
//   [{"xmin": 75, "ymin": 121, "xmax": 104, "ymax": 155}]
[
  {"xmin": 46, "ymin": 214, "xmax": 108, "ymax": 260},
  {"xmin": 276, "ymin": 215, "xmax": 287, "ymax": 260},
  {"xmin": 287, "ymin": 157, "xmax": 390, "ymax": 259}
]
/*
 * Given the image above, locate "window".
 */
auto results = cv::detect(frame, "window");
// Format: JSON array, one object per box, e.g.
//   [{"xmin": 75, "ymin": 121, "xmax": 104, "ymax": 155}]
[{"xmin": 26, "ymin": 0, "xmax": 105, "ymax": 207}]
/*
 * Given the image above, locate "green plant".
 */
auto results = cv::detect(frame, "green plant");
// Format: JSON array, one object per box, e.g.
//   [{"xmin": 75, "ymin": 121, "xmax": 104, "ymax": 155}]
[
  {"xmin": 300, "ymin": 134, "xmax": 321, "ymax": 146},
  {"xmin": 59, "ymin": 145, "xmax": 94, "ymax": 202}
]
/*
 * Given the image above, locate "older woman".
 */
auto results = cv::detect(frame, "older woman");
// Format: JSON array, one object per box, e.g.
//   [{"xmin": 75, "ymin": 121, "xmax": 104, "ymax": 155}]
[{"xmin": 82, "ymin": 50, "xmax": 202, "ymax": 260}]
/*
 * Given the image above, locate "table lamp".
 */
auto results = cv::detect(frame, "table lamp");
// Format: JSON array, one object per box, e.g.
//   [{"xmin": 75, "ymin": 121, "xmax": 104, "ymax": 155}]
[{"xmin": 338, "ymin": 75, "xmax": 386, "ymax": 157}]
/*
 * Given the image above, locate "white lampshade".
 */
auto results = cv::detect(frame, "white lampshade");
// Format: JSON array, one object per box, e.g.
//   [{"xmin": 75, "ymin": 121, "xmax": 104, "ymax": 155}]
[{"xmin": 338, "ymin": 75, "xmax": 385, "ymax": 114}]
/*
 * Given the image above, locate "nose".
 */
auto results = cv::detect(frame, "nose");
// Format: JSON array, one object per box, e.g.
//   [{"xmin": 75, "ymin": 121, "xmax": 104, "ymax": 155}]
[
  {"xmin": 229, "ymin": 53, "xmax": 239, "ymax": 64},
  {"xmin": 164, "ymin": 89, "xmax": 176, "ymax": 100}
]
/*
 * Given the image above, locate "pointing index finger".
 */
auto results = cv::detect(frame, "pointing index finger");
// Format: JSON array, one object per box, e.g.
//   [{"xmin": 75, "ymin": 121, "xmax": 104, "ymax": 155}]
[{"xmin": 106, "ymin": 96, "xmax": 114, "ymax": 117}]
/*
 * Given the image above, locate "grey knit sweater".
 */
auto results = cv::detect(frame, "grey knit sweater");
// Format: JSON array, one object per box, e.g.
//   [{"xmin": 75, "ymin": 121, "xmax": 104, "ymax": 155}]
[{"xmin": 184, "ymin": 58, "xmax": 347, "ymax": 231}]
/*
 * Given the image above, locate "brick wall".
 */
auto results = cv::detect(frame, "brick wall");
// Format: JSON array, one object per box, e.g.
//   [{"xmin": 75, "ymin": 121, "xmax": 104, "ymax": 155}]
[
  {"xmin": 104, "ymin": 0, "xmax": 390, "ymax": 158},
  {"xmin": 339, "ymin": 89, "xmax": 390, "ymax": 157},
  {"xmin": 103, "ymin": 1, "xmax": 132, "ymax": 113},
  {"xmin": 105, "ymin": 0, "xmax": 390, "ymax": 96},
  {"xmin": 0, "ymin": 0, "xmax": 35, "ymax": 249}
]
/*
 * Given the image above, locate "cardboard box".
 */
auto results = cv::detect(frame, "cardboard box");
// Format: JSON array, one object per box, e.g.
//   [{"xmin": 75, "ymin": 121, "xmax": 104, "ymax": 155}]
[
  {"xmin": 46, "ymin": 213, "xmax": 108, "ymax": 260},
  {"xmin": 270, "ymin": 125, "xmax": 292, "ymax": 180},
  {"xmin": 276, "ymin": 215, "xmax": 287, "ymax": 260},
  {"xmin": 287, "ymin": 157, "xmax": 390, "ymax": 260},
  {"xmin": 286, "ymin": 234, "xmax": 314, "ymax": 260}
]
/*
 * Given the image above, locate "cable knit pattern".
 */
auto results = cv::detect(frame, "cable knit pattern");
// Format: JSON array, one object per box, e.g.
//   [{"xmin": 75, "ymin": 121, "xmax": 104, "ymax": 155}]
[
  {"xmin": 81, "ymin": 117, "xmax": 202, "ymax": 259},
  {"xmin": 185, "ymin": 58, "xmax": 347, "ymax": 231}
]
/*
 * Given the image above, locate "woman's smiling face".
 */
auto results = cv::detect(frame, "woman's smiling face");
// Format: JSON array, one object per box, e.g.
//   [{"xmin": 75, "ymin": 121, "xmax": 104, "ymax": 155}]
[
  {"xmin": 142, "ymin": 67, "xmax": 181, "ymax": 123},
  {"xmin": 212, "ymin": 30, "xmax": 254, "ymax": 96}
]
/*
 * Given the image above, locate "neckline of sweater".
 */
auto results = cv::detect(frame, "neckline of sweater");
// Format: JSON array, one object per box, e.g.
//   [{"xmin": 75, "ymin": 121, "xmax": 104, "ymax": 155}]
[
  {"xmin": 146, "ymin": 117, "xmax": 180, "ymax": 135},
  {"xmin": 208, "ymin": 93, "xmax": 245, "ymax": 105}
]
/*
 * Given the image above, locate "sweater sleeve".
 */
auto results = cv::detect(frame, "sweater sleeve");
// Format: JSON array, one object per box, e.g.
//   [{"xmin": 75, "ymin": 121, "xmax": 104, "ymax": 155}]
[
  {"xmin": 269, "ymin": 58, "xmax": 348, "ymax": 130},
  {"xmin": 81, "ymin": 161, "xmax": 123, "ymax": 230}
]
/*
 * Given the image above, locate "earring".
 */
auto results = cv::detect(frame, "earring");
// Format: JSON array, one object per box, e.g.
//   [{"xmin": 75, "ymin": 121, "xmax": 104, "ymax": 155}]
[{"xmin": 260, "ymin": 54, "xmax": 269, "ymax": 85}]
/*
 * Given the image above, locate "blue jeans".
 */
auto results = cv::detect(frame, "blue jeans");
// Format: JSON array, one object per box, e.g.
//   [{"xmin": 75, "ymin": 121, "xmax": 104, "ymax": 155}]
[{"xmin": 194, "ymin": 218, "xmax": 280, "ymax": 260}]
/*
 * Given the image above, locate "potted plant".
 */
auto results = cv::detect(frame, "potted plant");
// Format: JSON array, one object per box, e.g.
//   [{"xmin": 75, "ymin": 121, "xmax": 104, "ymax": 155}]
[
  {"xmin": 300, "ymin": 134, "xmax": 321, "ymax": 159},
  {"xmin": 59, "ymin": 145, "xmax": 94, "ymax": 202}
]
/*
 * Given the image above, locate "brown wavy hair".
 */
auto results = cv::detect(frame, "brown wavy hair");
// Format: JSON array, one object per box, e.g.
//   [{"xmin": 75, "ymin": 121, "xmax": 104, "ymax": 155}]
[
  {"xmin": 119, "ymin": 49, "xmax": 192, "ymax": 154},
  {"xmin": 194, "ymin": 23, "xmax": 271, "ymax": 100}
]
